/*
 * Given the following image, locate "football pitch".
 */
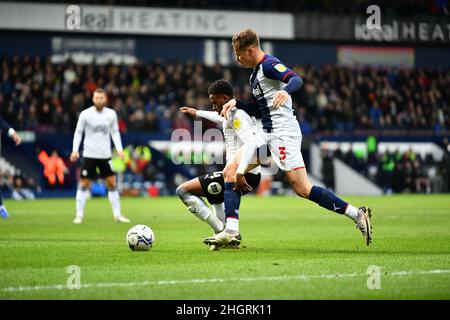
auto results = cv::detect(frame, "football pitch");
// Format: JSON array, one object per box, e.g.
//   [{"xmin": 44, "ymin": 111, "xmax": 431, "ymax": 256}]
[{"xmin": 1, "ymin": 195, "xmax": 449, "ymax": 300}]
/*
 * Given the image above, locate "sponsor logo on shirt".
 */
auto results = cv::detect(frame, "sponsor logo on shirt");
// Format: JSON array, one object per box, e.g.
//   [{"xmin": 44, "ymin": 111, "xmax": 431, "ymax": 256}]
[
  {"xmin": 232, "ymin": 118, "xmax": 241, "ymax": 129},
  {"xmin": 92, "ymin": 125, "xmax": 109, "ymax": 135},
  {"xmin": 274, "ymin": 64, "xmax": 287, "ymax": 72}
]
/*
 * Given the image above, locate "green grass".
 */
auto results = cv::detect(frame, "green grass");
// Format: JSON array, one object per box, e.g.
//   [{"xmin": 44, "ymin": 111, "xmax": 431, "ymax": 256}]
[{"xmin": 1, "ymin": 195, "xmax": 449, "ymax": 299}]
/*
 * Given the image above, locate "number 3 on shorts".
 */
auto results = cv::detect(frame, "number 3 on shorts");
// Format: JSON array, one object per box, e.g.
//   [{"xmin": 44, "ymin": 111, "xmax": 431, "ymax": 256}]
[{"xmin": 279, "ymin": 147, "xmax": 287, "ymax": 161}]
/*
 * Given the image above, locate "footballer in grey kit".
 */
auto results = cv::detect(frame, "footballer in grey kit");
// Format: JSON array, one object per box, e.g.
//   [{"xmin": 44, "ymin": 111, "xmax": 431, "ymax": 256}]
[
  {"xmin": 70, "ymin": 88, "xmax": 130, "ymax": 224},
  {"xmin": 177, "ymin": 80, "xmax": 262, "ymax": 248}
]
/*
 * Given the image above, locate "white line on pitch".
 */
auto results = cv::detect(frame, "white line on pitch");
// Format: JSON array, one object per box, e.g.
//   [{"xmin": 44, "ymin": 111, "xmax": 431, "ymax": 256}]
[{"xmin": 2, "ymin": 269, "xmax": 450, "ymax": 293}]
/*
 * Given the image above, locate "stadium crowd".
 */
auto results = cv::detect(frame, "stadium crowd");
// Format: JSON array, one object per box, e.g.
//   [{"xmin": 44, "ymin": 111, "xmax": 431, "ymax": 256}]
[
  {"xmin": 1, "ymin": 55, "xmax": 449, "ymax": 136},
  {"xmin": 320, "ymin": 137, "xmax": 450, "ymax": 194},
  {"xmin": 1, "ymin": 54, "xmax": 449, "ymax": 195}
]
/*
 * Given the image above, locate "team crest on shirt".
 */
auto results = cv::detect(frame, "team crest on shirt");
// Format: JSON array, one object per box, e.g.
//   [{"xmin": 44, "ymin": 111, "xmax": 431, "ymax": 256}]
[
  {"xmin": 274, "ymin": 64, "xmax": 287, "ymax": 72},
  {"xmin": 232, "ymin": 118, "xmax": 241, "ymax": 129}
]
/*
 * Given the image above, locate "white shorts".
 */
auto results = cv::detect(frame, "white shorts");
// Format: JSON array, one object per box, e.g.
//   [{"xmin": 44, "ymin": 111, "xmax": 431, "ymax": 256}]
[{"xmin": 260, "ymin": 132, "xmax": 305, "ymax": 172}]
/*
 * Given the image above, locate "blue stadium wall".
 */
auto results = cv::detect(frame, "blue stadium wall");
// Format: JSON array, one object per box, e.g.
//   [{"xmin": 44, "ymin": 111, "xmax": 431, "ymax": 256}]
[{"xmin": 1, "ymin": 31, "xmax": 449, "ymax": 67}]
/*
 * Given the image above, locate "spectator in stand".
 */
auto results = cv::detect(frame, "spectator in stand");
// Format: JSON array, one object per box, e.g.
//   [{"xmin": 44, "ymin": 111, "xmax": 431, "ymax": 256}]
[
  {"xmin": 381, "ymin": 151, "xmax": 395, "ymax": 194},
  {"xmin": 440, "ymin": 138, "xmax": 450, "ymax": 192},
  {"xmin": 11, "ymin": 171, "xmax": 36, "ymax": 200},
  {"xmin": 1, "ymin": 54, "xmax": 449, "ymax": 136},
  {"xmin": 38, "ymin": 150, "xmax": 68, "ymax": 187},
  {"xmin": 414, "ymin": 159, "xmax": 431, "ymax": 193},
  {"xmin": 343, "ymin": 144, "xmax": 358, "ymax": 169},
  {"xmin": 321, "ymin": 146, "xmax": 335, "ymax": 192}
]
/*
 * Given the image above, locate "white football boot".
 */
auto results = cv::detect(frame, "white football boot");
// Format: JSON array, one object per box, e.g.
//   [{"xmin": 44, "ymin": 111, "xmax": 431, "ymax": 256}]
[
  {"xmin": 355, "ymin": 206, "xmax": 373, "ymax": 246},
  {"xmin": 73, "ymin": 216, "xmax": 83, "ymax": 224},
  {"xmin": 203, "ymin": 230, "xmax": 241, "ymax": 251},
  {"xmin": 114, "ymin": 215, "xmax": 131, "ymax": 223}
]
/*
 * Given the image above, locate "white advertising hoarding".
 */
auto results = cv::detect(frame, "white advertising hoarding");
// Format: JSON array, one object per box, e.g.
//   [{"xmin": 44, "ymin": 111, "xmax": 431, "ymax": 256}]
[{"xmin": 0, "ymin": 2, "xmax": 294, "ymax": 39}]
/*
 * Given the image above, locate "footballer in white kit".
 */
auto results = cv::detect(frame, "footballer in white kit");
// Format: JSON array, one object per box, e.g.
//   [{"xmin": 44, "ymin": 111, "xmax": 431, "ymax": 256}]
[
  {"xmin": 70, "ymin": 88, "xmax": 130, "ymax": 224},
  {"xmin": 177, "ymin": 79, "xmax": 262, "ymax": 248}
]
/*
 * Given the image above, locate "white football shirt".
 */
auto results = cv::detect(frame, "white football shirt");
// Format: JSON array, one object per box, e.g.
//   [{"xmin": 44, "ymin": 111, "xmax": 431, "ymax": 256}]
[
  {"xmin": 72, "ymin": 106, "xmax": 123, "ymax": 159},
  {"xmin": 197, "ymin": 109, "xmax": 261, "ymax": 174}
]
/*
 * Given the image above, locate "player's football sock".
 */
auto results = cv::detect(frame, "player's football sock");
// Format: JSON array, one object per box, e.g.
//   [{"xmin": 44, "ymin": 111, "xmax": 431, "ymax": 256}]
[
  {"xmin": 0, "ymin": 205, "xmax": 9, "ymax": 219},
  {"xmin": 212, "ymin": 203, "xmax": 225, "ymax": 224},
  {"xmin": 75, "ymin": 187, "xmax": 88, "ymax": 218},
  {"xmin": 308, "ymin": 185, "xmax": 348, "ymax": 215},
  {"xmin": 205, "ymin": 214, "xmax": 224, "ymax": 233},
  {"xmin": 344, "ymin": 204, "xmax": 359, "ymax": 221},
  {"xmin": 0, "ymin": 192, "xmax": 7, "ymax": 219},
  {"xmin": 225, "ymin": 217, "xmax": 239, "ymax": 234},
  {"xmin": 176, "ymin": 186, "xmax": 224, "ymax": 233},
  {"xmin": 108, "ymin": 188, "xmax": 122, "ymax": 218},
  {"xmin": 224, "ymin": 182, "xmax": 241, "ymax": 233}
]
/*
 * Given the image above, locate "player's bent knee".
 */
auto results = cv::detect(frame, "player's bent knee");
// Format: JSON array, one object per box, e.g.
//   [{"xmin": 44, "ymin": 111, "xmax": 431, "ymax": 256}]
[
  {"xmin": 176, "ymin": 185, "xmax": 187, "ymax": 198},
  {"xmin": 222, "ymin": 168, "xmax": 235, "ymax": 183},
  {"xmin": 80, "ymin": 179, "xmax": 91, "ymax": 189},
  {"xmin": 105, "ymin": 177, "xmax": 117, "ymax": 189}
]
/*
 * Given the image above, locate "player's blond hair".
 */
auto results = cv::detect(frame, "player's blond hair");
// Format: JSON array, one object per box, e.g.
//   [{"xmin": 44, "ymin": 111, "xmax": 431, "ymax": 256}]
[
  {"xmin": 231, "ymin": 29, "xmax": 260, "ymax": 51},
  {"xmin": 93, "ymin": 88, "xmax": 106, "ymax": 95}
]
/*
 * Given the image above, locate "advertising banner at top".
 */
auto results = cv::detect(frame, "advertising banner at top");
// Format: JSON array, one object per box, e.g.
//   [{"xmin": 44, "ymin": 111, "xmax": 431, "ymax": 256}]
[
  {"xmin": 0, "ymin": 2, "xmax": 294, "ymax": 39},
  {"xmin": 294, "ymin": 13, "xmax": 450, "ymax": 44}
]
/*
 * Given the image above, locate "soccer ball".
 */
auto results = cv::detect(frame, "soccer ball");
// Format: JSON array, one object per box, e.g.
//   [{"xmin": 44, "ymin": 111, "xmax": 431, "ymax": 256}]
[{"xmin": 126, "ymin": 224, "xmax": 155, "ymax": 251}]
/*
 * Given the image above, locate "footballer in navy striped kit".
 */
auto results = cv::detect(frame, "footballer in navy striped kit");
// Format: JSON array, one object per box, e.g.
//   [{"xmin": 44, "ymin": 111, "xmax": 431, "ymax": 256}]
[{"xmin": 208, "ymin": 29, "xmax": 373, "ymax": 248}]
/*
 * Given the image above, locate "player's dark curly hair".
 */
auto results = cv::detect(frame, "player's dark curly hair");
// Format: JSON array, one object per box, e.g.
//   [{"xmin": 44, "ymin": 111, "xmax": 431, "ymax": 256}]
[{"xmin": 207, "ymin": 79, "xmax": 234, "ymax": 97}]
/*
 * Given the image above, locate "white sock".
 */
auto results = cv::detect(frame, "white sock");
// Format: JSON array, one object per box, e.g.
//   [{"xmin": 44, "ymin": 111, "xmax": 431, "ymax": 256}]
[
  {"xmin": 205, "ymin": 213, "xmax": 224, "ymax": 233},
  {"xmin": 75, "ymin": 188, "xmax": 88, "ymax": 218},
  {"xmin": 225, "ymin": 217, "xmax": 239, "ymax": 233},
  {"xmin": 345, "ymin": 204, "xmax": 359, "ymax": 221},
  {"xmin": 177, "ymin": 187, "xmax": 224, "ymax": 233},
  {"xmin": 108, "ymin": 189, "xmax": 121, "ymax": 218},
  {"xmin": 212, "ymin": 203, "xmax": 225, "ymax": 224},
  {"xmin": 188, "ymin": 197, "xmax": 224, "ymax": 233}
]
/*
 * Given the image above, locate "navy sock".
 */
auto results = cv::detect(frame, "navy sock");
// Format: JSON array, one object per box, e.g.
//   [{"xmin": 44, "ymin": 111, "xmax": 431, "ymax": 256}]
[
  {"xmin": 308, "ymin": 185, "xmax": 348, "ymax": 214},
  {"xmin": 224, "ymin": 182, "xmax": 241, "ymax": 220}
]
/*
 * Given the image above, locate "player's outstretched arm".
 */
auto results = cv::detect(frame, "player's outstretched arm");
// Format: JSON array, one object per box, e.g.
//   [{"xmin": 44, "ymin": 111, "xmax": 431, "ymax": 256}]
[
  {"xmin": 221, "ymin": 99, "xmax": 261, "ymax": 119},
  {"xmin": 181, "ymin": 106, "xmax": 224, "ymax": 124},
  {"xmin": 179, "ymin": 106, "xmax": 198, "ymax": 118},
  {"xmin": 220, "ymin": 99, "xmax": 237, "ymax": 119}
]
